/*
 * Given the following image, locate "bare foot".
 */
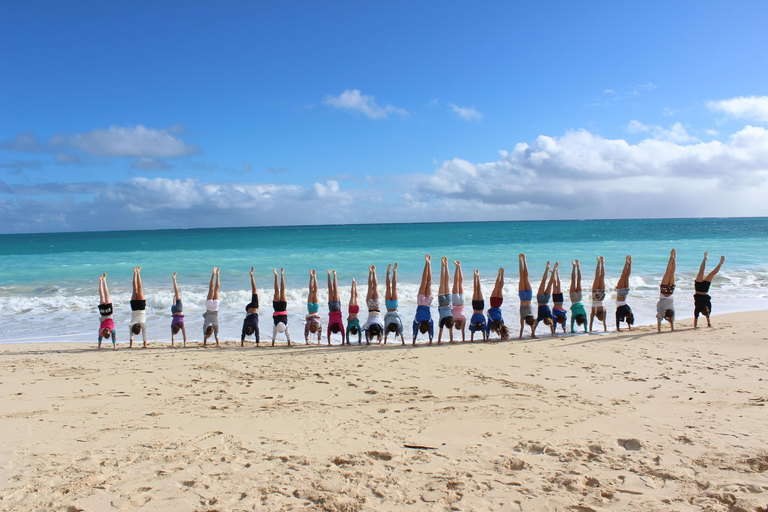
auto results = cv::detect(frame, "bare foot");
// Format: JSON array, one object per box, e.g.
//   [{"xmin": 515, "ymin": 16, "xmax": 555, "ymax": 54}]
[
  {"xmin": 250, "ymin": 267, "xmax": 254, "ymax": 275},
  {"xmin": 703, "ymin": 251, "xmax": 708, "ymax": 261},
  {"xmin": 425, "ymin": 254, "xmax": 431, "ymax": 263},
  {"xmin": 453, "ymin": 260, "xmax": 460, "ymax": 266},
  {"xmin": 441, "ymin": 256, "xmax": 448, "ymax": 265},
  {"xmin": 719, "ymin": 255, "xmax": 725, "ymax": 264},
  {"xmin": 552, "ymin": 262, "xmax": 559, "ymax": 271},
  {"xmin": 393, "ymin": 263, "xmax": 398, "ymax": 271},
  {"xmin": 626, "ymin": 255, "xmax": 632, "ymax": 264},
  {"xmin": 173, "ymin": 271, "xmax": 177, "ymax": 278},
  {"xmin": 387, "ymin": 264, "xmax": 392, "ymax": 273},
  {"xmin": 671, "ymin": 249, "xmax": 676, "ymax": 258}
]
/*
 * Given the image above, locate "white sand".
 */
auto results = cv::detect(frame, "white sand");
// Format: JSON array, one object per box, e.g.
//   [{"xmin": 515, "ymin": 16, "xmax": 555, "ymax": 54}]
[{"xmin": 1, "ymin": 312, "xmax": 767, "ymax": 511}]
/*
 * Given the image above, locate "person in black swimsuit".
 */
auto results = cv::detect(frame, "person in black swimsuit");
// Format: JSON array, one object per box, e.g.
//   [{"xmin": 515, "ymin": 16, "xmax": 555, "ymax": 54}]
[{"xmin": 694, "ymin": 252, "xmax": 725, "ymax": 329}]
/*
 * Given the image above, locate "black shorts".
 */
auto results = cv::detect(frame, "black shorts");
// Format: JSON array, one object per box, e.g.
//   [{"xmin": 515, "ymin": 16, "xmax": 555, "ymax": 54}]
[
  {"xmin": 130, "ymin": 299, "xmax": 146, "ymax": 311},
  {"xmin": 98, "ymin": 303, "xmax": 113, "ymax": 316}
]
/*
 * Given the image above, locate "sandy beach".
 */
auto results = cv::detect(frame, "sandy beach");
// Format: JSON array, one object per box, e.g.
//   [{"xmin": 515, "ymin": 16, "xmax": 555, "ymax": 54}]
[{"xmin": 1, "ymin": 311, "xmax": 767, "ymax": 512}]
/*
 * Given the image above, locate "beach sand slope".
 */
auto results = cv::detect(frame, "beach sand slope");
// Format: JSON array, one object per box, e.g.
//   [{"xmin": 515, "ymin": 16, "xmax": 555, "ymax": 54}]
[{"xmin": 1, "ymin": 311, "xmax": 767, "ymax": 511}]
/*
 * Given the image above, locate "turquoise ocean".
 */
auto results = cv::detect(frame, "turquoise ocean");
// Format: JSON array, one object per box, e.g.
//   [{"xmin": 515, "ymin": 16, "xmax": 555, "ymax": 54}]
[{"xmin": 1, "ymin": 218, "xmax": 767, "ymax": 344}]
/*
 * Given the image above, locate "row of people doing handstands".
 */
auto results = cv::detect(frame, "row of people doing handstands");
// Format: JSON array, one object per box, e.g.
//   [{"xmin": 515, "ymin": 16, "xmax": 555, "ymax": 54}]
[{"xmin": 95, "ymin": 251, "xmax": 725, "ymax": 350}]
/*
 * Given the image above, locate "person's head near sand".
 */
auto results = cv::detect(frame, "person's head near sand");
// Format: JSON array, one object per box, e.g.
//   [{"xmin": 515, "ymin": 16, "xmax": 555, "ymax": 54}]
[
  {"xmin": 97, "ymin": 272, "xmax": 116, "ymax": 350},
  {"xmin": 202, "ymin": 267, "xmax": 221, "ymax": 347},
  {"xmin": 488, "ymin": 267, "xmax": 509, "ymax": 340},
  {"xmin": 656, "ymin": 249, "xmax": 676, "ymax": 333},
  {"xmin": 694, "ymin": 251, "xmax": 725, "ymax": 329},
  {"xmin": 518, "ymin": 254, "xmax": 536, "ymax": 339}
]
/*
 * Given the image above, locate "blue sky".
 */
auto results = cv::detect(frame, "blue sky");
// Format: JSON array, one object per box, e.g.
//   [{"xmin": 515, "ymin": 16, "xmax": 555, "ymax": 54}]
[{"xmin": 2, "ymin": 0, "xmax": 767, "ymax": 233}]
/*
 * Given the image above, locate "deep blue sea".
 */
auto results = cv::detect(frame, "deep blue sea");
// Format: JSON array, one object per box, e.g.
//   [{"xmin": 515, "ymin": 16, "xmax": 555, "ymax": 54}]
[{"xmin": 1, "ymin": 218, "xmax": 766, "ymax": 344}]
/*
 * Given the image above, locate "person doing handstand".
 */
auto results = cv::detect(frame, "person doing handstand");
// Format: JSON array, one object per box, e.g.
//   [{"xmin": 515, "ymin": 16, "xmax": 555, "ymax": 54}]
[
  {"xmin": 615, "ymin": 255, "xmax": 634, "ymax": 332},
  {"xmin": 412, "ymin": 255, "xmax": 434, "ymax": 345},
  {"xmin": 533, "ymin": 262, "xmax": 556, "ymax": 338},
  {"xmin": 552, "ymin": 267, "xmax": 567, "ymax": 333},
  {"xmin": 451, "ymin": 260, "xmax": 467, "ymax": 342},
  {"xmin": 570, "ymin": 260, "xmax": 588, "ymax": 333},
  {"xmin": 469, "ymin": 269, "xmax": 487, "ymax": 342},
  {"xmin": 518, "ymin": 254, "xmax": 536, "ymax": 338},
  {"xmin": 693, "ymin": 252, "xmax": 725, "ymax": 329},
  {"xmin": 656, "ymin": 249, "xmax": 676, "ymax": 333},
  {"xmin": 383, "ymin": 264, "xmax": 405, "ymax": 345},
  {"xmin": 97, "ymin": 273, "xmax": 116, "ymax": 350},
  {"xmin": 272, "ymin": 268, "xmax": 291, "ymax": 346},
  {"xmin": 203, "ymin": 267, "xmax": 220, "ymax": 347},
  {"xmin": 589, "ymin": 257, "xmax": 608, "ymax": 332},
  {"xmin": 241, "ymin": 267, "xmax": 260, "ymax": 346},
  {"xmin": 437, "ymin": 256, "xmax": 454, "ymax": 343},
  {"xmin": 305, "ymin": 270, "xmax": 322, "ymax": 344},
  {"xmin": 362, "ymin": 265, "xmax": 384, "ymax": 344},
  {"xmin": 346, "ymin": 278, "xmax": 362, "ymax": 345},
  {"xmin": 327, "ymin": 270, "xmax": 345, "ymax": 345},
  {"xmin": 129, "ymin": 266, "xmax": 148, "ymax": 348},
  {"xmin": 170, "ymin": 272, "xmax": 187, "ymax": 347},
  {"xmin": 487, "ymin": 267, "xmax": 509, "ymax": 340}
]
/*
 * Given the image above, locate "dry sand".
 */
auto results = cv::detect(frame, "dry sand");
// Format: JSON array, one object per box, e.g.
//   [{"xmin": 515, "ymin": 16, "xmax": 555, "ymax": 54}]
[{"xmin": 1, "ymin": 311, "xmax": 767, "ymax": 512}]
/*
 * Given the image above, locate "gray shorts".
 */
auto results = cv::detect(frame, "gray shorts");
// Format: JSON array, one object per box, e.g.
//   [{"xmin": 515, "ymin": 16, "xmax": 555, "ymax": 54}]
[
  {"xmin": 520, "ymin": 304, "xmax": 535, "ymax": 319},
  {"xmin": 438, "ymin": 293, "xmax": 452, "ymax": 307},
  {"xmin": 570, "ymin": 291, "xmax": 582, "ymax": 303}
]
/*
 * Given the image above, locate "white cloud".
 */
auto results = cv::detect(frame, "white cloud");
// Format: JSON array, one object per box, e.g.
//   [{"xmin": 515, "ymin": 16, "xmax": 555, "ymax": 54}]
[
  {"xmin": 131, "ymin": 158, "xmax": 173, "ymax": 171},
  {"xmin": 50, "ymin": 125, "xmax": 200, "ymax": 158},
  {"xmin": 323, "ymin": 89, "xmax": 408, "ymax": 119},
  {"xmin": 626, "ymin": 120, "xmax": 698, "ymax": 143},
  {"xmin": 448, "ymin": 103, "xmax": 483, "ymax": 122},
  {"xmin": 56, "ymin": 153, "xmax": 83, "ymax": 165},
  {"xmin": 708, "ymin": 95, "xmax": 768, "ymax": 124},
  {"xmin": 405, "ymin": 126, "xmax": 768, "ymax": 218}
]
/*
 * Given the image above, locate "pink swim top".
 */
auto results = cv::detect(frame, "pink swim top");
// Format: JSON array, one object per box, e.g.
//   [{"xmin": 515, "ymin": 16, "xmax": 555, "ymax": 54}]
[
  {"xmin": 100, "ymin": 317, "xmax": 114, "ymax": 331},
  {"xmin": 451, "ymin": 304, "xmax": 466, "ymax": 323}
]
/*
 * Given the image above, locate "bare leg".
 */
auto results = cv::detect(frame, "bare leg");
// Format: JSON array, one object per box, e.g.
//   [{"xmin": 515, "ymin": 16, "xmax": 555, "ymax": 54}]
[
  {"xmin": 391, "ymin": 263, "xmax": 398, "ymax": 301},
  {"xmin": 207, "ymin": 268, "xmax": 216, "ymax": 300},
  {"xmin": 213, "ymin": 267, "xmax": 220, "ymax": 300},
  {"xmin": 385, "ymin": 264, "xmax": 392, "ymax": 301},
  {"xmin": 491, "ymin": 267, "xmax": 504, "ymax": 298},
  {"xmin": 546, "ymin": 263, "xmax": 557, "ymax": 295},
  {"xmin": 537, "ymin": 261, "xmax": 550, "ymax": 295},
  {"xmin": 173, "ymin": 271, "xmax": 181, "ymax": 301},
  {"xmin": 279, "ymin": 268, "xmax": 286, "ymax": 302},
  {"xmin": 452, "ymin": 261, "xmax": 463, "ymax": 295},
  {"xmin": 661, "ymin": 249, "xmax": 676, "ymax": 287},
  {"xmin": 250, "ymin": 267, "xmax": 257, "ymax": 295},
  {"xmin": 519, "ymin": 254, "xmax": 530, "ymax": 291},
  {"xmin": 273, "ymin": 269, "xmax": 279, "ymax": 302},
  {"xmin": 350, "ymin": 278, "xmax": 358, "ymax": 309},
  {"xmin": 439, "ymin": 257, "xmax": 450, "ymax": 295},
  {"xmin": 592, "ymin": 257, "xmax": 602, "ymax": 291},
  {"xmin": 696, "ymin": 252, "xmax": 708, "ymax": 282},
  {"xmin": 553, "ymin": 268, "xmax": 562, "ymax": 297},
  {"xmin": 367, "ymin": 265, "xmax": 379, "ymax": 300},
  {"xmin": 617, "ymin": 255, "xmax": 632, "ymax": 289},
  {"xmin": 705, "ymin": 254, "xmax": 725, "ymax": 282},
  {"xmin": 473, "ymin": 269, "xmax": 482, "ymax": 301},
  {"xmin": 99, "ymin": 273, "xmax": 108, "ymax": 304},
  {"xmin": 330, "ymin": 270, "xmax": 340, "ymax": 301},
  {"xmin": 418, "ymin": 255, "xmax": 432, "ymax": 297}
]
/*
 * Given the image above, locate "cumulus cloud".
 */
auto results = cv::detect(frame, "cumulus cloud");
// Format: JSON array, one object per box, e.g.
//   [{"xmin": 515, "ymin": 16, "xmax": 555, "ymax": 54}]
[
  {"xmin": 323, "ymin": 89, "xmax": 408, "ymax": 119},
  {"xmin": 0, "ymin": 131, "xmax": 48, "ymax": 153},
  {"xmin": 50, "ymin": 125, "xmax": 200, "ymax": 158},
  {"xmin": 708, "ymin": 95, "xmax": 768, "ymax": 124},
  {"xmin": 625, "ymin": 120, "xmax": 698, "ymax": 143},
  {"xmin": 404, "ymin": 125, "xmax": 768, "ymax": 218},
  {"xmin": 449, "ymin": 103, "xmax": 483, "ymax": 122},
  {"xmin": 56, "ymin": 153, "xmax": 83, "ymax": 165},
  {"xmin": 131, "ymin": 158, "xmax": 173, "ymax": 171}
]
